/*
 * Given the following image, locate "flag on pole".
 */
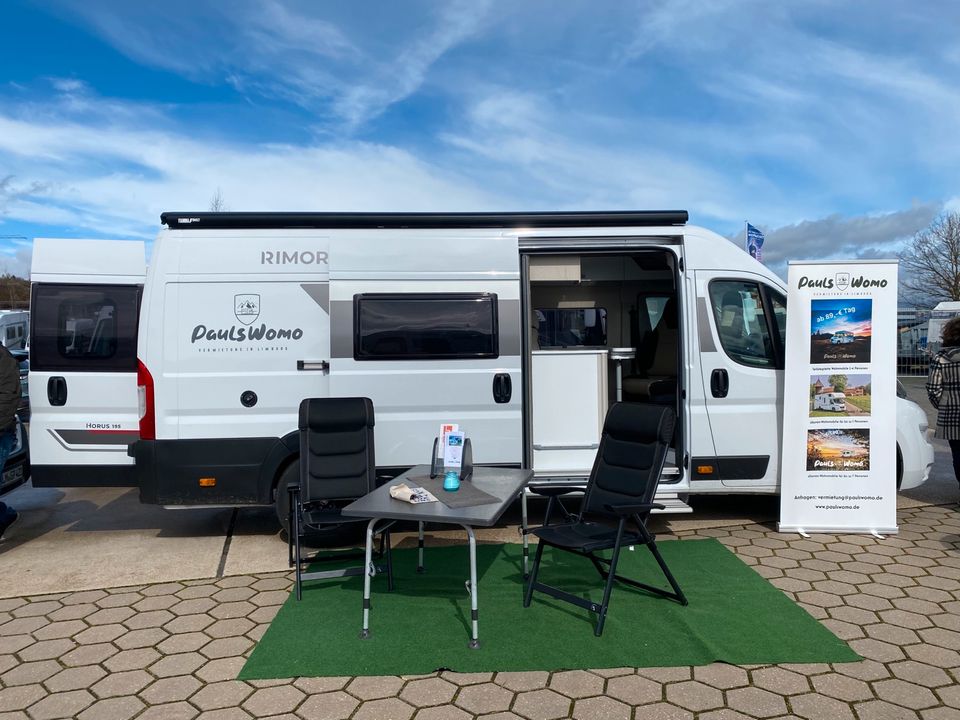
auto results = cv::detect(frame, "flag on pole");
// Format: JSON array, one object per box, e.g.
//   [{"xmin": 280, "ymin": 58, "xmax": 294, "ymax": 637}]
[{"xmin": 746, "ymin": 222, "xmax": 764, "ymax": 261}]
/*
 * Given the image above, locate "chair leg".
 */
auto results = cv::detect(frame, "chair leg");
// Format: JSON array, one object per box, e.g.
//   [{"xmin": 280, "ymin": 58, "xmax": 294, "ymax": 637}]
[
  {"xmin": 595, "ymin": 519, "xmax": 627, "ymax": 637},
  {"xmin": 646, "ymin": 538, "xmax": 688, "ymax": 606},
  {"xmin": 292, "ymin": 494, "xmax": 303, "ymax": 601},
  {"xmin": 523, "ymin": 540, "xmax": 546, "ymax": 608}
]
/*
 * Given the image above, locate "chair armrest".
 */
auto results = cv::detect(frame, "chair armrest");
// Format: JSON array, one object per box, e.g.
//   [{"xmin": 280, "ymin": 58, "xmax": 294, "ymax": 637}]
[
  {"xmin": 528, "ymin": 484, "xmax": 586, "ymax": 498},
  {"xmin": 603, "ymin": 502, "xmax": 665, "ymax": 516}
]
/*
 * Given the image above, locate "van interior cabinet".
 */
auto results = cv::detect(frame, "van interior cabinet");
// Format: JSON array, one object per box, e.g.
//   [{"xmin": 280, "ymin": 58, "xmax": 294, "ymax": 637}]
[{"xmin": 531, "ymin": 349, "xmax": 609, "ymax": 476}]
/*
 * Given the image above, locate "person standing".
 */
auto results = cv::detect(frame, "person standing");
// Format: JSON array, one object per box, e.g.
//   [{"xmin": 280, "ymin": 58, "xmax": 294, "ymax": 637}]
[
  {"xmin": 0, "ymin": 344, "xmax": 20, "ymax": 538},
  {"xmin": 927, "ymin": 316, "xmax": 960, "ymax": 489}
]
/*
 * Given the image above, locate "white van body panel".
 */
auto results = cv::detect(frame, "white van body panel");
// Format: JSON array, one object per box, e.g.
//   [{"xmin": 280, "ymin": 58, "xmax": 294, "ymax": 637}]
[
  {"xmin": 29, "ymin": 239, "xmax": 145, "ymax": 484},
  {"xmin": 29, "ymin": 214, "xmax": 933, "ymax": 505}
]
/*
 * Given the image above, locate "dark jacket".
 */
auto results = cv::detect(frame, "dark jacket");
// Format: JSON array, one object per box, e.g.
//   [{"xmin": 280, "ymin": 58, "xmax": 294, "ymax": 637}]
[
  {"xmin": 927, "ymin": 346, "xmax": 960, "ymax": 440},
  {"xmin": 0, "ymin": 347, "xmax": 19, "ymax": 432}
]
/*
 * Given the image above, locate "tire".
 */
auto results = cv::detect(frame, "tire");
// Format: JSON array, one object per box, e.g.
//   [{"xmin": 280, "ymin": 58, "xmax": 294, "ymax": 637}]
[
  {"xmin": 896, "ymin": 444, "xmax": 903, "ymax": 491},
  {"xmin": 274, "ymin": 459, "xmax": 366, "ymax": 549}
]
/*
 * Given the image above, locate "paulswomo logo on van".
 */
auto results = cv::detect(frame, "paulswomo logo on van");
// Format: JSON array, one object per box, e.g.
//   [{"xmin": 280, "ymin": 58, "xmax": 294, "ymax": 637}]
[{"xmin": 190, "ymin": 297, "xmax": 304, "ymax": 345}]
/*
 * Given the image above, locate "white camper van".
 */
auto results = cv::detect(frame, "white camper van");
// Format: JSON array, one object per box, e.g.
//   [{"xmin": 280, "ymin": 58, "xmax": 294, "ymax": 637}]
[
  {"xmin": 813, "ymin": 392, "xmax": 846, "ymax": 412},
  {"xmin": 0, "ymin": 310, "xmax": 29, "ymax": 351},
  {"xmin": 29, "ymin": 212, "xmax": 934, "ymax": 525}
]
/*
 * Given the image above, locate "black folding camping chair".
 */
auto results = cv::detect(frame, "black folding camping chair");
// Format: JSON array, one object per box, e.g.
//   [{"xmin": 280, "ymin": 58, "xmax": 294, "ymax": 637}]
[
  {"xmin": 523, "ymin": 402, "xmax": 687, "ymax": 636},
  {"xmin": 288, "ymin": 397, "xmax": 393, "ymax": 600}
]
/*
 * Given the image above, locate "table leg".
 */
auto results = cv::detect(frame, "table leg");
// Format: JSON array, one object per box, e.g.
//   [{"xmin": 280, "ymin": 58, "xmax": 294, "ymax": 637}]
[
  {"xmin": 360, "ymin": 518, "xmax": 376, "ymax": 639},
  {"xmin": 461, "ymin": 524, "xmax": 480, "ymax": 649},
  {"xmin": 616, "ymin": 359, "xmax": 623, "ymax": 402},
  {"xmin": 417, "ymin": 522, "xmax": 425, "ymax": 573},
  {"xmin": 521, "ymin": 489, "xmax": 529, "ymax": 579}
]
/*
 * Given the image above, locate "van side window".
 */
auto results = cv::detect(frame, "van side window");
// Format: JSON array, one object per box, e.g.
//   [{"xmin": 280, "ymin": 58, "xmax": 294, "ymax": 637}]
[
  {"xmin": 354, "ymin": 293, "xmax": 498, "ymax": 360},
  {"xmin": 709, "ymin": 281, "xmax": 776, "ymax": 367},
  {"xmin": 31, "ymin": 284, "xmax": 141, "ymax": 372}
]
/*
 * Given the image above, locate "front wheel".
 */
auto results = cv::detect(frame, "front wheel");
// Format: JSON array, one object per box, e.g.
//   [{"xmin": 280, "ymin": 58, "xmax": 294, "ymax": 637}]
[{"xmin": 896, "ymin": 444, "xmax": 903, "ymax": 491}]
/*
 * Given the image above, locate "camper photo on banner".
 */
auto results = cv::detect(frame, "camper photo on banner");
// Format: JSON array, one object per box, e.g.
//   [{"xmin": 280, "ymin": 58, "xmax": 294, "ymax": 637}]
[{"xmin": 779, "ymin": 260, "xmax": 899, "ymax": 535}]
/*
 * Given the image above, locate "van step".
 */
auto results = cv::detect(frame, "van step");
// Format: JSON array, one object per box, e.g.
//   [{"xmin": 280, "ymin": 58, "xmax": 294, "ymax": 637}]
[{"xmin": 652, "ymin": 495, "xmax": 693, "ymax": 514}]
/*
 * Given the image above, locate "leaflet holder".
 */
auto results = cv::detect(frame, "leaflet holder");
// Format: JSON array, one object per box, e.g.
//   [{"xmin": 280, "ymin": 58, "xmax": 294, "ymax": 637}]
[{"xmin": 430, "ymin": 436, "xmax": 473, "ymax": 481}]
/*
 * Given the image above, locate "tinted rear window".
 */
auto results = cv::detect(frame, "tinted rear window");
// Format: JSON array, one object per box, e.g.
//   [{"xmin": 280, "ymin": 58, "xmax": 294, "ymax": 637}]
[{"xmin": 31, "ymin": 284, "xmax": 141, "ymax": 372}]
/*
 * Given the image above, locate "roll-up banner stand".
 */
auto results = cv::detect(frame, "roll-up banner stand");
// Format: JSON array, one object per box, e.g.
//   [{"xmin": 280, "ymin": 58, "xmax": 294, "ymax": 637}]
[{"xmin": 779, "ymin": 260, "xmax": 898, "ymax": 536}]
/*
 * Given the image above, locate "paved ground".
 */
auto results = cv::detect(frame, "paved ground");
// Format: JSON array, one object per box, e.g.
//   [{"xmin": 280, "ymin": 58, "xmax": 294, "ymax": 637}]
[{"xmin": 0, "ymin": 376, "xmax": 957, "ymax": 719}]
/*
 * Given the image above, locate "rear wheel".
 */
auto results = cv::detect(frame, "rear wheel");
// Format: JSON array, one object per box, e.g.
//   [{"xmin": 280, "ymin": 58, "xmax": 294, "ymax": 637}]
[{"xmin": 274, "ymin": 459, "xmax": 366, "ymax": 548}]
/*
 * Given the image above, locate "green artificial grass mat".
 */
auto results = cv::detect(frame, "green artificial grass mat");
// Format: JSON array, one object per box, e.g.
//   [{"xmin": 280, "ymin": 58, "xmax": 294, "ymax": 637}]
[{"xmin": 239, "ymin": 538, "xmax": 858, "ymax": 678}]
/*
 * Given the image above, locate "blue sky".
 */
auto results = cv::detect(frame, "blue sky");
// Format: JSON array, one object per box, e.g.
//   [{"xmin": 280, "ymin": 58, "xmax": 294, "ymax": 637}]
[{"xmin": 1, "ymin": 0, "xmax": 958, "ymax": 278}]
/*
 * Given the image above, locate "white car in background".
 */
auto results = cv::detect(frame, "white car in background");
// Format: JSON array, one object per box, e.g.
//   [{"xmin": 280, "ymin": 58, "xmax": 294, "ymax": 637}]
[{"xmin": 896, "ymin": 381, "xmax": 934, "ymax": 490}]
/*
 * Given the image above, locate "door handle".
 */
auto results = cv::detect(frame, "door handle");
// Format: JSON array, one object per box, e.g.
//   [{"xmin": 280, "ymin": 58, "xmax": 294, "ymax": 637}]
[
  {"xmin": 710, "ymin": 369, "xmax": 728, "ymax": 398},
  {"xmin": 493, "ymin": 373, "xmax": 512, "ymax": 403},
  {"xmin": 48, "ymin": 376, "xmax": 68, "ymax": 406},
  {"xmin": 296, "ymin": 360, "xmax": 330, "ymax": 373}
]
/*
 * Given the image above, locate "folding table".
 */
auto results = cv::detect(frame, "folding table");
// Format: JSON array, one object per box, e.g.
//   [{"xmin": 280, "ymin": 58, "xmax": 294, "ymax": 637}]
[{"xmin": 342, "ymin": 465, "xmax": 531, "ymax": 648}]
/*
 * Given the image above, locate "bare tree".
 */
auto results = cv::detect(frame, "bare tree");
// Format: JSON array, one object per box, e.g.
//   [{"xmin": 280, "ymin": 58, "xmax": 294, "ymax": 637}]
[
  {"xmin": 899, "ymin": 211, "xmax": 960, "ymax": 302},
  {"xmin": 209, "ymin": 187, "xmax": 227, "ymax": 212}
]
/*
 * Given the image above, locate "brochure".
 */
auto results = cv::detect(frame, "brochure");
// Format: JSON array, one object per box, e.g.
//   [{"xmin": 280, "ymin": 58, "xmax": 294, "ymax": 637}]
[
  {"xmin": 443, "ymin": 431, "xmax": 465, "ymax": 468},
  {"xmin": 389, "ymin": 483, "xmax": 438, "ymax": 504}
]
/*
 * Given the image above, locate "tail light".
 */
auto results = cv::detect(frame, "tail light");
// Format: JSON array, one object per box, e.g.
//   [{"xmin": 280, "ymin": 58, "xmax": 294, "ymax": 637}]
[{"xmin": 137, "ymin": 359, "xmax": 156, "ymax": 441}]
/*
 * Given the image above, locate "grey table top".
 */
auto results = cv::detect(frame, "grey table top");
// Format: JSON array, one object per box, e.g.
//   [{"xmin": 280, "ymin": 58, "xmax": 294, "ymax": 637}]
[{"xmin": 342, "ymin": 465, "xmax": 532, "ymax": 527}]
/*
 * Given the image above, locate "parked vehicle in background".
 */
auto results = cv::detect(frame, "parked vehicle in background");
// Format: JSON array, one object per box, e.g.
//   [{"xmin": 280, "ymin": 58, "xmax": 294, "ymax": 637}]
[
  {"xmin": 9, "ymin": 349, "xmax": 28, "ymax": 421},
  {"xmin": 0, "ymin": 416, "xmax": 29, "ymax": 497},
  {"xmin": 0, "ymin": 311, "xmax": 28, "ymax": 351},
  {"xmin": 926, "ymin": 301, "xmax": 960, "ymax": 356}
]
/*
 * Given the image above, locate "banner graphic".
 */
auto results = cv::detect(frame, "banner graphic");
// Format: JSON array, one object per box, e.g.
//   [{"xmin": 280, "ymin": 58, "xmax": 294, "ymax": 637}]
[{"xmin": 779, "ymin": 260, "xmax": 898, "ymax": 535}]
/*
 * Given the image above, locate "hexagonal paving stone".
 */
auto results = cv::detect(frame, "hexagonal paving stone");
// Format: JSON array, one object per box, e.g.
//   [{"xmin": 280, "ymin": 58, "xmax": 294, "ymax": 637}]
[
  {"xmin": 191, "ymin": 680, "xmax": 254, "ymax": 711},
  {"xmin": 725, "ymin": 687, "xmax": 787, "ymax": 718},
  {"xmin": 241, "ymin": 685, "xmax": 305, "ymax": 716},
  {"xmin": 136, "ymin": 701, "xmax": 200, "ymax": 720},
  {"xmin": 811, "ymin": 673, "xmax": 873, "ymax": 702},
  {"xmin": 61, "ymin": 642, "xmax": 119, "ymax": 667},
  {"xmin": 2, "ymin": 660, "xmax": 61, "ymax": 686},
  {"xmin": 790, "ymin": 692, "xmax": 855, "ymax": 720},
  {"xmin": 664, "ymin": 680, "xmax": 723, "ymax": 712},
  {"xmin": 873, "ymin": 678, "xmax": 938, "ymax": 710},
  {"xmin": 548, "ymin": 670, "xmax": 604, "ymax": 699},
  {"xmin": 890, "ymin": 660, "xmax": 953, "ymax": 688},
  {"xmin": 73, "ymin": 624, "xmax": 127, "ymax": 646},
  {"xmin": 124, "ymin": 609, "xmax": 175, "ymax": 630},
  {"xmin": 200, "ymin": 636, "xmax": 253, "ymax": 659},
  {"xmin": 27, "ymin": 689, "xmax": 95, "ymax": 720},
  {"xmin": 204, "ymin": 618, "xmax": 255, "ymax": 639},
  {"xmin": 605, "ymin": 674, "xmax": 662, "ymax": 705},
  {"xmin": 115, "ymin": 627, "xmax": 169, "ymax": 650},
  {"xmin": 19, "ymin": 638, "xmax": 76, "ymax": 662},
  {"xmin": 629, "ymin": 702, "xmax": 693, "ymax": 719},
  {"xmin": 297, "ymin": 690, "xmax": 359, "ymax": 720},
  {"xmin": 33, "ymin": 620, "xmax": 87, "ymax": 641},
  {"xmin": 352, "ymin": 698, "xmax": 415, "ymax": 720},
  {"xmin": 412, "ymin": 706, "xmax": 472, "ymax": 720},
  {"xmin": 195, "ymin": 657, "xmax": 247, "ymax": 683},
  {"xmin": 855, "ymin": 699, "xmax": 921, "ymax": 720},
  {"xmin": 693, "ymin": 664, "xmax": 749, "ymax": 690},
  {"xmin": 399, "ymin": 677, "xmax": 456, "ymax": 707},
  {"xmin": 77, "ymin": 696, "xmax": 145, "ymax": 720},
  {"xmin": 104, "ymin": 648, "xmax": 162, "ymax": 672},
  {"xmin": 91, "ymin": 669, "xmax": 153, "ymax": 698},
  {"xmin": 572, "ymin": 696, "xmax": 631, "ymax": 720},
  {"xmin": 44, "ymin": 665, "xmax": 108, "ymax": 693},
  {"xmin": 495, "ymin": 671, "xmax": 550, "ymax": 692},
  {"xmin": 150, "ymin": 652, "xmax": 207, "ymax": 678},
  {"xmin": 139, "ymin": 674, "xmax": 203, "ymax": 704},
  {"xmin": 455, "ymin": 682, "xmax": 513, "ymax": 714},
  {"xmin": 513, "ymin": 689, "xmax": 571, "ymax": 720},
  {"xmin": 344, "ymin": 676, "xmax": 405, "ymax": 701}
]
